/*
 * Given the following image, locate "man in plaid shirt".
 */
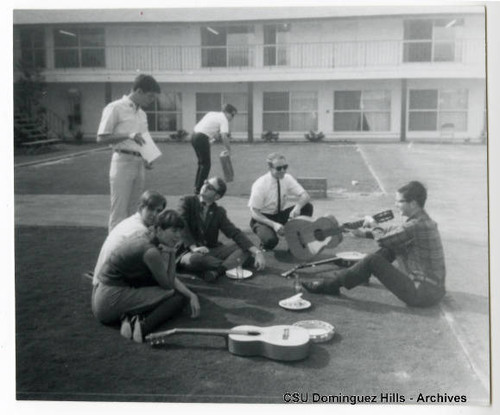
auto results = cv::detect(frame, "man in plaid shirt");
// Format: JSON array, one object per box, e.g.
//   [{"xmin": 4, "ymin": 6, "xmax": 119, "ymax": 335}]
[{"xmin": 302, "ymin": 181, "xmax": 446, "ymax": 307}]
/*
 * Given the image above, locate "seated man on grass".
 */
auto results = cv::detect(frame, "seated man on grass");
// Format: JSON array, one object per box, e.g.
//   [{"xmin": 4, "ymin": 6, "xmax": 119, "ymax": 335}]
[
  {"xmin": 248, "ymin": 152, "xmax": 313, "ymax": 251},
  {"xmin": 92, "ymin": 190, "xmax": 166, "ymax": 286},
  {"xmin": 177, "ymin": 176, "xmax": 266, "ymax": 282},
  {"xmin": 302, "ymin": 181, "xmax": 446, "ymax": 307}
]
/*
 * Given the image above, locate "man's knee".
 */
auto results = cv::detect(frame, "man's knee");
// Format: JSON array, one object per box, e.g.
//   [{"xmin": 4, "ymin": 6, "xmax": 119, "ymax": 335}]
[
  {"xmin": 261, "ymin": 235, "xmax": 279, "ymax": 250},
  {"xmin": 252, "ymin": 224, "xmax": 279, "ymax": 250},
  {"xmin": 300, "ymin": 202, "xmax": 314, "ymax": 217}
]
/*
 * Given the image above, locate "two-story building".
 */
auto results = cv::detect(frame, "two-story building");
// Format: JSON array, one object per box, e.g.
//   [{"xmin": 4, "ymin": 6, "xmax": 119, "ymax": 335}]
[{"xmin": 13, "ymin": 6, "xmax": 487, "ymax": 142}]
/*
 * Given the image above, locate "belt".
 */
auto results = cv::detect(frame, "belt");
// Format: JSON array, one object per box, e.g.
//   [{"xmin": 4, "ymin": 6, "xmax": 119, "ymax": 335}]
[{"xmin": 115, "ymin": 149, "xmax": 141, "ymax": 157}]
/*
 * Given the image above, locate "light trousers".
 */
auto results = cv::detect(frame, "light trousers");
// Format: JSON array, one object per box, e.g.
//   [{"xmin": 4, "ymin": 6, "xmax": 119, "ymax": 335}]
[{"xmin": 108, "ymin": 152, "xmax": 145, "ymax": 232}]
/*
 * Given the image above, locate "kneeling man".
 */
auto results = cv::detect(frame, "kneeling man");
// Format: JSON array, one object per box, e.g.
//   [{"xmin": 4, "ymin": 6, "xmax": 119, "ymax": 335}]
[
  {"xmin": 177, "ymin": 177, "xmax": 265, "ymax": 282},
  {"xmin": 302, "ymin": 181, "xmax": 446, "ymax": 307},
  {"xmin": 248, "ymin": 152, "xmax": 313, "ymax": 251}
]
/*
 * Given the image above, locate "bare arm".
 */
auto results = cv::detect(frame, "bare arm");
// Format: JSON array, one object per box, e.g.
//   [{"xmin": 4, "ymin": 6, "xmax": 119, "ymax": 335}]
[
  {"xmin": 143, "ymin": 248, "xmax": 200, "ymax": 318},
  {"xmin": 250, "ymin": 206, "xmax": 284, "ymax": 236},
  {"xmin": 220, "ymin": 133, "xmax": 231, "ymax": 154},
  {"xmin": 97, "ymin": 132, "xmax": 145, "ymax": 146}
]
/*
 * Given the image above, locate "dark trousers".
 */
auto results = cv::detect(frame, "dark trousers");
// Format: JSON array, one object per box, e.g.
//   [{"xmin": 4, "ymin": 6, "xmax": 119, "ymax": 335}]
[
  {"xmin": 191, "ymin": 132, "xmax": 211, "ymax": 194},
  {"xmin": 178, "ymin": 243, "xmax": 251, "ymax": 273},
  {"xmin": 334, "ymin": 248, "xmax": 445, "ymax": 307},
  {"xmin": 250, "ymin": 202, "xmax": 314, "ymax": 250}
]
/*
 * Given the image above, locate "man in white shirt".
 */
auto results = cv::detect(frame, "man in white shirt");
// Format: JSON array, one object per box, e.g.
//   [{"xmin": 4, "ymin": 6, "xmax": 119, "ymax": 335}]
[
  {"xmin": 248, "ymin": 152, "xmax": 313, "ymax": 250},
  {"xmin": 97, "ymin": 74, "xmax": 161, "ymax": 232},
  {"xmin": 92, "ymin": 190, "xmax": 167, "ymax": 286},
  {"xmin": 191, "ymin": 104, "xmax": 237, "ymax": 194}
]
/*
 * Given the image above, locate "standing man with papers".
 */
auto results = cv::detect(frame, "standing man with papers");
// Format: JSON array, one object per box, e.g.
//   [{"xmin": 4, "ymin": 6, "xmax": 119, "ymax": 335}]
[{"xmin": 97, "ymin": 74, "xmax": 162, "ymax": 232}]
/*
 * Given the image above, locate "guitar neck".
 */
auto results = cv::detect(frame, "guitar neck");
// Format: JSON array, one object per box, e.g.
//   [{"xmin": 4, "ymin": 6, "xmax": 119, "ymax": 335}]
[
  {"xmin": 148, "ymin": 327, "xmax": 259, "ymax": 340},
  {"xmin": 342, "ymin": 210, "xmax": 393, "ymax": 230},
  {"xmin": 343, "ymin": 218, "xmax": 364, "ymax": 229}
]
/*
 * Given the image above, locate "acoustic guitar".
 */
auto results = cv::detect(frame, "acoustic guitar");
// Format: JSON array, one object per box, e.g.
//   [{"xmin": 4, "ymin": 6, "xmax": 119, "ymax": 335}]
[
  {"xmin": 146, "ymin": 324, "xmax": 311, "ymax": 362},
  {"xmin": 284, "ymin": 210, "xmax": 394, "ymax": 261}
]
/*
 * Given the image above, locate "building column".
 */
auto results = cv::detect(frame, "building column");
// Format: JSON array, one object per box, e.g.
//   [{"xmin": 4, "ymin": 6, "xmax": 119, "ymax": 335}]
[
  {"xmin": 400, "ymin": 79, "xmax": 407, "ymax": 142},
  {"xmin": 247, "ymin": 82, "xmax": 254, "ymax": 142}
]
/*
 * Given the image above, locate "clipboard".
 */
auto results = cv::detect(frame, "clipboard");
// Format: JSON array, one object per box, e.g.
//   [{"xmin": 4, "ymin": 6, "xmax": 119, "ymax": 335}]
[
  {"xmin": 138, "ymin": 132, "xmax": 162, "ymax": 163},
  {"xmin": 219, "ymin": 151, "xmax": 234, "ymax": 182}
]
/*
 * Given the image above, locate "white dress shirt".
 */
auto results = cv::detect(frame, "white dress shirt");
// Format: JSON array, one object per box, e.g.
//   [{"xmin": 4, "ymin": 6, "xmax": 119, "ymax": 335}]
[{"xmin": 248, "ymin": 172, "xmax": 306, "ymax": 215}]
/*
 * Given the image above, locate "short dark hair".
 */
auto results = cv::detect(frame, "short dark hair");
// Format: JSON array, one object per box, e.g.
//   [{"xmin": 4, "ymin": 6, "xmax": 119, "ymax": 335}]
[
  {"xmin": 133, "ymin": 74, "xmax": 161, "ymax": 94},
  {"xmin": 212, "ymin": 176, "xmax": 227, "ymax": 197},
  {"xmin": 138, "ymin": 190, "xmax": 166, "ymax": 211},
  {"xmin": 398, "ymin": 181, "xmax": 427, "ymax": 208},
  {"xmin": 154, "ymin": 209, "xmax": 185, "ymax": 231},
  {"xmin": 223, "ymin": 104, "xmax": 237, "ymax": 116}
]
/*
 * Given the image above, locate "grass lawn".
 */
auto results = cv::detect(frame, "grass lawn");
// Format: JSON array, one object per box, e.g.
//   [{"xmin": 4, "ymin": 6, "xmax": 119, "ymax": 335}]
[
  {"xmin": 15, "ymin": 226, "xmax": 488, "ymax": 403},
  {"xmin": 14, "ymin": 142, "xmax": 380, "ymax": 196},
  {"xmin": 13, "ymin": 141, "xmax": 490, "ymax": 404}
]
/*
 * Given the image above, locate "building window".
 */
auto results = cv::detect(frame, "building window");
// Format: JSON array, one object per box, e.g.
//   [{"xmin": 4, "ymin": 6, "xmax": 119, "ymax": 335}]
[
  {"xmin": 403, "ymin": 19, "xmax": 463, "ymax": 63},
  {"xmin": 263, "ymin": 91, "xmax": 318, "ymax": 132},
  {"xmin": 54, "ymin": 27, "xmax": 105, "ymax": 68},
  {"xmin": 333, "ymin": 90, "xmax": 391, "ymax": 131},
  {"xmin": 196, "ymin": 92, "xmax": 248, "ymax": 132},
  {"xmin": 201, "ymin": 25, "xmax": 254, "ymax": 68},
  {"xmin": 263, "ymin": 24, "xmax": 290, "ymax": 66},
  {"xmin": 144, "ymin": 93, "xmax": 182, "ymax": 132},
  {"xmin": 408, "ymin": 89, "xmax": 468, "ymax": 131},
  {"xmin": 19, "ymin": 27, "xmax": 46, "ymax": 68}
]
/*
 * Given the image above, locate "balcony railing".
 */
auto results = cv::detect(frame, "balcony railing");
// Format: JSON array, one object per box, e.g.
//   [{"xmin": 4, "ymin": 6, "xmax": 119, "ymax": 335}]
[{"xmin": 21, "ymin": 38, "xmax": 485, "ymax": 73}]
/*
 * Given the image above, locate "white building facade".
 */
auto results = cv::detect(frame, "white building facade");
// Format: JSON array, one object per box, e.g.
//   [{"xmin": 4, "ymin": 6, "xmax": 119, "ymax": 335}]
[{"xmin": 13, "ymin": 7, "xmax": 487, "ymax": 142}]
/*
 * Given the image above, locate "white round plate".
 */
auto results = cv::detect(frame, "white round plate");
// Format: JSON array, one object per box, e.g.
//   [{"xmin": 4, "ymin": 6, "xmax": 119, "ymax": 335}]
[
  {"xmin": 279, "ymin": 298, "xmax": 312, "ymax": 311},
  {"xmin": 336, "ymin": 251, "xmax": 366, "ymax": 262},
  {"xmin": 293, "ymin": 320, "xmax": 335, "ymax": 343},
  {"xmin": 226, "ymin": 268, "xmax": 253, "ymax": 280}
]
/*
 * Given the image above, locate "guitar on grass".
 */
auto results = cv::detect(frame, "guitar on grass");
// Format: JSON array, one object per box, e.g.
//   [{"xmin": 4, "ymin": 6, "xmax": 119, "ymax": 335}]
[{"xmin": 146, "ymin": 324, "xmax": 311, "ymax": 362}]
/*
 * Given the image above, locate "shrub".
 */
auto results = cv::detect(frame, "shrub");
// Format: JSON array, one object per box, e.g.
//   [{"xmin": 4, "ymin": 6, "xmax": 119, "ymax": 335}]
[
  {"xmin": 305, "ymin": 130, "xmax": 325, "ymax": 142},
  {"xmin": 169, "ymin": 129, "xmax": 189, "ymax": 141},
  {"xmin": 261, "ymin": 131, "xmax": 280, "ymax": 142}
]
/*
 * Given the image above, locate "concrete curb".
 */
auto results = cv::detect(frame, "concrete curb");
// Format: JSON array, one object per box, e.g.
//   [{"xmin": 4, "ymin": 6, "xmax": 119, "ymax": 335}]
[{"xmin": 14, "ymin": 146, "xmax": 110, "ymax": 168}]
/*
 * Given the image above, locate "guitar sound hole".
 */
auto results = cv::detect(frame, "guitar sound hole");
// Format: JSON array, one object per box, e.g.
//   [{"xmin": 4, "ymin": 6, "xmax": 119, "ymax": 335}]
[{"xmin": 313, "ymin": 229, "xmax": 325, "ymax": 241}]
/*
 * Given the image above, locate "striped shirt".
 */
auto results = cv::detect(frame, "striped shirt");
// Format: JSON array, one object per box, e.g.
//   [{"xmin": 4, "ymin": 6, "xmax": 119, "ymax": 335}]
[{"xmin": 371, "ymin": 210, "xmax": 446, "ymax": 287}]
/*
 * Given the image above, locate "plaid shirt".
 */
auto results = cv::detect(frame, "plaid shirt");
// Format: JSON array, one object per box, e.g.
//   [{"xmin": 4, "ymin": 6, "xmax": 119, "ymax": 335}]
[{"xmin": 370, "ymin": 210, "xmax": 446, "ymax": 287}]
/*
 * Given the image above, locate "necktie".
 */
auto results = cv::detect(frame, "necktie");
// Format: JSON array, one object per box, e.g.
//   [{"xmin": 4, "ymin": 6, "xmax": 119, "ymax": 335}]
[
  {"xmin": 200, "ymin": 201, "xmax": 208, "ymax": 221},
  {"xmin": 277, "ymin": 179, "xmax": 281, "ymax": 213}
]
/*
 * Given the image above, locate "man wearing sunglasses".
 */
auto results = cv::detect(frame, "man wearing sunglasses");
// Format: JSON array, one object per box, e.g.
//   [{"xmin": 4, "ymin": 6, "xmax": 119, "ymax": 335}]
[
  {"xmin": 248, "ymin": 152, "xmax": 313, "ymax": 251},
  {"xmin": 177, "ymin": 177, "xmax": 266, "ymax": 282}
]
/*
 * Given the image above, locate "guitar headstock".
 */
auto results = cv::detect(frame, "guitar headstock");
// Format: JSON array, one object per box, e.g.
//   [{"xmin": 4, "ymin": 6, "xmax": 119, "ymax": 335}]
[
  {"xmin": 373, "ymin": 210, "xmax": 394, "ymax": 223},
  {"xmin": 145, "ymin": 329, "xmax": 177, "ymax": 347}
]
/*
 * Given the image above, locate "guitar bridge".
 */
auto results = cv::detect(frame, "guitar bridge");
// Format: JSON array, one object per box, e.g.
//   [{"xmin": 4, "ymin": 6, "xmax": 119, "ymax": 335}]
[{"xmin": 282, "ymin": 328, "xmax": 290, "ymax": 340}]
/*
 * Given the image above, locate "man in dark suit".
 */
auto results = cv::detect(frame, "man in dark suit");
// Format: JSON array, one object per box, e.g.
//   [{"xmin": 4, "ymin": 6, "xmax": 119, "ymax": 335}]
[{"xmin": 177, "ymin": 177, "xmax": 266, "ymax": 282}]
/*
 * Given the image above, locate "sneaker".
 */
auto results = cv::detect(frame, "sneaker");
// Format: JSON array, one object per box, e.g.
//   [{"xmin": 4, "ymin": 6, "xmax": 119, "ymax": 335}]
[
  {"xmin": 132, "ymin": 316, "xmax": 144, "ymax": 343},
  {"xmin": 301, "ymin": 279, "xmax": 341, "ymax": 296},
  {"xmin": 120, "ymin": 315, "xmax": 133, "ymax": 339}
]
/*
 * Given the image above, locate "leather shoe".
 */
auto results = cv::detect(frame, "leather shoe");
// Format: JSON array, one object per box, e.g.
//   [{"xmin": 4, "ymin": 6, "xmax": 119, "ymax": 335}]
[
  {"xmin": 201, "ymin": 270, "xmax": 220, "ymax": 283},
  {"xmin": 302, "ymin": 279, "xmax": 340, "ymax": 295}
]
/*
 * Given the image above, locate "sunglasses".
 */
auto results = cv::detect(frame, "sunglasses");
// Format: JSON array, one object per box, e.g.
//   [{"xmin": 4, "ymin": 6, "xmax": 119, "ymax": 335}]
[
  {"xmin": 273, "ymin": 164, "xmax": 288, "ymax": 172},
  {"xmin": 203, "ymin": 181, "xmax": 219, "ymax": 193}
]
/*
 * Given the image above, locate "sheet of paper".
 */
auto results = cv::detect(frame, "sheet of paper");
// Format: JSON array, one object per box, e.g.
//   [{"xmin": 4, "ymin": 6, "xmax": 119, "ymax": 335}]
[{"xmin": 138, "ymin": 132, "xmax": 162, "ymax": 163}]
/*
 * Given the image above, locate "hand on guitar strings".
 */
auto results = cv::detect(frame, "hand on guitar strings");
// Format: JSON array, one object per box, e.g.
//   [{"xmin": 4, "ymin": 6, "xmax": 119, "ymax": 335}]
[
  {"xmin": 289, "ymin": 206, "xmax": 302, "ymax": 219},
  {"xmin": 273, "ymin": 222, "xmax": 285, "ymax": 236}
]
